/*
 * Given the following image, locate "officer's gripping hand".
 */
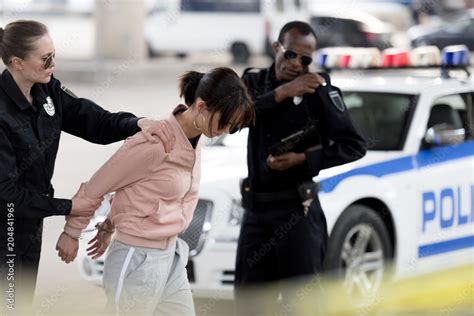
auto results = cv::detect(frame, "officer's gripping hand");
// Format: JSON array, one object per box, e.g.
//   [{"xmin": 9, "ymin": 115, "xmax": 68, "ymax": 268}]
[
  {"xmin": 267, "ymin": 152, "xmax": 306, "ymax": 171},
  {"xmin": 56, "ymin": 232, "xmax": 79, "ymax": 264},
  {"xmin": 277, "ymin": 73, "xmax": 326, "ymax": 99},
  {"xmin": 70, "ymin": 182, "xmax": 103, "ymax": 217},
  {"xmin": 138, "ymin": 118, "xmax": 176, "ymax": 153}
]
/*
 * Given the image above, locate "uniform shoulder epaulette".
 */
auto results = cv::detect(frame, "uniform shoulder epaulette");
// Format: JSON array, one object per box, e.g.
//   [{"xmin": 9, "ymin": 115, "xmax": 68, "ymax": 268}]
[
  {"xmin": 243, "ymin": 67, "xmax": 262, "ymax": 75},
  {"xmin": 61, "ymin": 85, "xmax": 78, "ymax": 99}
]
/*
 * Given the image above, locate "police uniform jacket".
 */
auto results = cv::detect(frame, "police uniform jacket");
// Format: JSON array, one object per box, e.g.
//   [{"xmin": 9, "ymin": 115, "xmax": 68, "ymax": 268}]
[{"xmin": 242, "ymin": 64, "xmax": 367, "ymax": 195}]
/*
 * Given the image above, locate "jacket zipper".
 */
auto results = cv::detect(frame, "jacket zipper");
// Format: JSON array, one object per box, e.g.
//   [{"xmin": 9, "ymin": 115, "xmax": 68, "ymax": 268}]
[{"xmin": 180, "ymin": 150, "xmax": 196, "ymax": 232}]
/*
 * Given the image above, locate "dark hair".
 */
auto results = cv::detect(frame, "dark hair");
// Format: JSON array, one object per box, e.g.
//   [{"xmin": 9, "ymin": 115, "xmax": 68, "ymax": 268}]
[
  {"xmin": 0, "ymin": 20, "xmax": 48, "ymax": 65},
  {"xmin": 277, "ymin": 21, "xmax": 317, "ymax": 44},
  {"xmin": 179, "ymin": 67, "xmax": 255, "ymax": 134}
]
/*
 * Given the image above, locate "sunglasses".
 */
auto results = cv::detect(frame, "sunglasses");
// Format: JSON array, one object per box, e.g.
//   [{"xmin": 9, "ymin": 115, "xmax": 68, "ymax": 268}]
[
  {"xmin": 7, "ymin": 51, "xmax": 56, "ymax": 69},
  {"xmin": 42, "ymin": 52, "xmax": 55, "ymax": 69},
  {"xmin": 279, "ymin": 43, "xmax": 313, "ymax": 66}
]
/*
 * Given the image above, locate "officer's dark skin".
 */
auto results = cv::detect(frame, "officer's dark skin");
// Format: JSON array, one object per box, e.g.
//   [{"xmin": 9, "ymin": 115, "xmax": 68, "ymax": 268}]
[{"xmin": 267, "ymin": 28, "xmax": 326, "ymax": 171}]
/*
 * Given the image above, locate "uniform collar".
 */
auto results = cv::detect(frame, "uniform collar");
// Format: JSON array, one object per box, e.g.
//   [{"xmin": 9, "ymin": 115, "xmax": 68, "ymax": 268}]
[
  {"xmin": 265, "ymin": 63, "xmax": 283, "ymax": 88},
  {"xmin": 1, "ymin": 69, "xmax": 36, "ymax": 111}
]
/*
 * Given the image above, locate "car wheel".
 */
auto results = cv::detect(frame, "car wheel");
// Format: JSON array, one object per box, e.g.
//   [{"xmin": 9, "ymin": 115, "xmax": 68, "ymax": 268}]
[
  {"xmin": 324, "ymin": 204, "xmax": 393, "ymax": 299},
  {"xmin": 231, "ymin": 42, "xmax": 250, "ymax": 64},
  {"xmin": 176, "ymin": 53, "xmax": 188, "ymax": 59},
  {"xmin": 147, "ymin": 43, "xmax": 159, "ymax": 58}
]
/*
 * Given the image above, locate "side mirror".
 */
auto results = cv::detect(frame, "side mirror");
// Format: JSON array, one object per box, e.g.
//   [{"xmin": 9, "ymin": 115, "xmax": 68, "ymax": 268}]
[{"xmin": 424, "ymin": 123, "xmax": 465, "ymax": 146}]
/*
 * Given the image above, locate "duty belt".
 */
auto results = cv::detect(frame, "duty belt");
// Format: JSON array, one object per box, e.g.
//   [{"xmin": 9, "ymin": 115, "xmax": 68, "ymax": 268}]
[{"xmin": 252, "ymin": 189, "xmax": 300, "ymax": 203}]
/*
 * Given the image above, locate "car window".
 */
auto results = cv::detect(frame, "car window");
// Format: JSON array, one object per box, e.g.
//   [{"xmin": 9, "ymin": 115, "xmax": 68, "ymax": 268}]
[
  {"xmin": 154, "ymin": 1, "xmax": 174, "ymax": 12},
  {"xmin": 446, "ymin": 16, "xmax": 471, "ymax": 33},
  {"xmin": 430, "ymin": 93, "xmax": 472, "ymax": 140},
  {"xmin": 181, "ymin": 0, "xmax": 261, "ymax": 13},
  {"xmin": 343, "ymin": 92, "xmax": 416, "ymax": 150}
]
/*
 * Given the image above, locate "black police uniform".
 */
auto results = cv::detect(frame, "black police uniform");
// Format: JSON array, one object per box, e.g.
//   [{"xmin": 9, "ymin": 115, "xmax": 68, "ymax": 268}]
[
  {"xmin": 0, "ymin": 69, "xmax": 141, "ymax": 312},
  {"xmin": 234, "ymin": 64, "xmax": 366, "ymax": 306}
]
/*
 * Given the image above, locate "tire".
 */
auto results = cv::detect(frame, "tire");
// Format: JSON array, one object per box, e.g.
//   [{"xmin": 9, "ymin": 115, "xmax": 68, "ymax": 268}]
[
  {"xmin": 324, "ymin": 204, "xmax": 393, "ymax": 299},
  {"xmin": 231, "ymin": 42, "xmax": 250, "ymax": 64},
  {"xmin": 147, "ymin": 43, "xmax": 159, "ymax": 58}
]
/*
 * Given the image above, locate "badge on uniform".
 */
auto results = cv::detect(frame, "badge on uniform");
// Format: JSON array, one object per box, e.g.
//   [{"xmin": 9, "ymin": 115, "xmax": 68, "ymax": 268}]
[
  {"xmin": 328, "ymin": 90, "xmax": 346, "ymax": 112},
  {"xmin": 43, "ymin": 96, "xmax": 55, "ymax": 116}
]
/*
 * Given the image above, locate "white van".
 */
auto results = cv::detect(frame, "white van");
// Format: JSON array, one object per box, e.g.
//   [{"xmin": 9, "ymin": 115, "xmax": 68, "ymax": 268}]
[{"xmin": 145, "ymin": 0, "xmax": 307, "ymax": 63}]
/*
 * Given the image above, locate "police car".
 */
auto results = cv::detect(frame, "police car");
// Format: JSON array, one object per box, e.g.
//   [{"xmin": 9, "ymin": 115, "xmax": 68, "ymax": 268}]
[{"xmin": 77, "ymin": 45, "xmax": 473, "ymax": 300}]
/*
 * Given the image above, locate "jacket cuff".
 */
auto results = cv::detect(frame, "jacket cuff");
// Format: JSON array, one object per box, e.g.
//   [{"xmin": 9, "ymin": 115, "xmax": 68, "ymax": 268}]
[
  {"xmin": 127, "ymin": 116, "xmax": 142, "ymax": 135},
  {"xmin": 52, "ymin": 199, "xmax": 72, "ymax": 216},
  {"xmin": 63, "ymin": 224, "xmax": 83, "ymax": 239}
]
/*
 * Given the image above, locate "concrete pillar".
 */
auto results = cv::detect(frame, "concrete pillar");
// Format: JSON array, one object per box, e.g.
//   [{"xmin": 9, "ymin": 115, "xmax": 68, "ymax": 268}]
[{"xmin": 94, "ymin": 0, "xmax": 146, "ymax": 60}]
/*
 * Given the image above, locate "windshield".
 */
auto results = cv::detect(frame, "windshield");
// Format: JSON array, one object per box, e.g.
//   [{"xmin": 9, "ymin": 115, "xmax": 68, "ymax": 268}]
[{"xmin": 343, "ymin": 91, "xmax": 416, "ymax": 150}]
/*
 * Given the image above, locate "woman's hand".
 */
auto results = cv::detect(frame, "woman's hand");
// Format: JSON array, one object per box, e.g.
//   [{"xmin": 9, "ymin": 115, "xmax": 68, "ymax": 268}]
[
  {"xmin": 87, "ymin": 221, "xmax": 114, "ymax": 260},
  {"xmin": 137, "ymin": 118, "xmax": 175, "ymax": 153},
  {"xmin": 56, "ymin": 232, "xmax": 79, "ymax": 263}
]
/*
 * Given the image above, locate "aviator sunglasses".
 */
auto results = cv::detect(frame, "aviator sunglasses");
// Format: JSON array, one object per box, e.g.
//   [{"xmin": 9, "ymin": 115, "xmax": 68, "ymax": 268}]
[{"xmin": 279, "ymin": 43, "xmax": 313, "ymax": 66}]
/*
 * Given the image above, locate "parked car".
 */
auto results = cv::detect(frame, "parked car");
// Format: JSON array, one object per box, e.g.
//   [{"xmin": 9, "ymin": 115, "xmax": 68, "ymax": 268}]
[
  {"xmin": 411, "ymin": 9, "xmax": 474, "ymax": 50},
  {"xmin": 307, "ymin": 8, "xmax": 394, "ymax": 49},
  {"xmin": 145, "ymin": 0, "xmax": 307, "ymax": 64}
]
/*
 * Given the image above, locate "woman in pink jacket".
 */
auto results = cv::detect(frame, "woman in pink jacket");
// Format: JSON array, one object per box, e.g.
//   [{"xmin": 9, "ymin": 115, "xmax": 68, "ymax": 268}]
[{"xmin": 56, "ymin": 67, "xmax": 255, "ymax": 315}]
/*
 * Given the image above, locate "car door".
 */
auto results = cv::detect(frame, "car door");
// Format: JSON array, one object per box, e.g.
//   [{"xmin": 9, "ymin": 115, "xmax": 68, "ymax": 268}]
[{"xmin": 415, "ymin": 92, "xmax": 474, "ymax": 273}]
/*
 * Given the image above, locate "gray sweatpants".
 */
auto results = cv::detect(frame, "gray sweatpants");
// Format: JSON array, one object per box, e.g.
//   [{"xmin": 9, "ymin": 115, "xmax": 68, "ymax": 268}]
[{"xmin": 102, "ymin": 238, "xmax": 195, "ymax": 316}]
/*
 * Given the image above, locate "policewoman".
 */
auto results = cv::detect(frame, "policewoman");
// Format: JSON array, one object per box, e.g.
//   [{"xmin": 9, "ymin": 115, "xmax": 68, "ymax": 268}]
[
  {"xmin": 234, "ymin": 21, "xmax": 367, "ymax": 313},
  {"xmin": 0, "ymin": 20, "xmax": 171, "ymax": 314}
]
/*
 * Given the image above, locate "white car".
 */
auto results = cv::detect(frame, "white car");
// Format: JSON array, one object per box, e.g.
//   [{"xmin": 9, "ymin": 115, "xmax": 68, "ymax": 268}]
[
  {"xmin": 78, "ymin": 48, "xmax": 474, "ymax": 300},
  {"xmin": 145, "ymin": 0, "xmax": 307, "ymax": 63}
]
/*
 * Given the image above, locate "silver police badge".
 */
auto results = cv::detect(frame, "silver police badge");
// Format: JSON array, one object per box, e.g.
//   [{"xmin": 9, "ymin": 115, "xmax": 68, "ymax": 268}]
[
  {"xmin": 43, "ymin": 96, "xmax": 55, "ymax": 116},
  {"xmin": 328, "ymin": 90, "xmax": 346, "ymax": 112}
]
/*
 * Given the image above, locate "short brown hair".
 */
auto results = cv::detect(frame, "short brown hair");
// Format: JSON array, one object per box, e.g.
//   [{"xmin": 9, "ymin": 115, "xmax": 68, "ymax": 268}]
[{"xmin": 0, "ymin": 20, "xmax": 48, "ymax": 65}]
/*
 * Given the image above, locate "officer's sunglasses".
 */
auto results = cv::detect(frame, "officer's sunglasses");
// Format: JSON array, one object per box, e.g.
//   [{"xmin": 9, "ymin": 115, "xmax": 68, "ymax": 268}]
[
  {"xmin": 279, "ymin": 43, "xmax": 313, "ymax": 66},
  {"xmin": 42, "ymin": 51, "xmax": 55, "ymax": 69},
  {"xmin": 8, "ymin": 51, "xmax": 56, "ymax": 69}
]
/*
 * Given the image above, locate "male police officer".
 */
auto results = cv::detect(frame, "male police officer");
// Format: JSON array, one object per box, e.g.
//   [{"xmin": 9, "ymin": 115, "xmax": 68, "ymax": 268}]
[{"xmin": 235, "ymin": 21, "xmax": 367, "ymax": 312}]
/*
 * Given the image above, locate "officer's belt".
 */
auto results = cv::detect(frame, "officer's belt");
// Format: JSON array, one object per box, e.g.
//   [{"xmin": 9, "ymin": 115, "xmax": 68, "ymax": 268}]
[{"xmin": 252, "ymin": 189, "xmax": 300, "ymax": 203}]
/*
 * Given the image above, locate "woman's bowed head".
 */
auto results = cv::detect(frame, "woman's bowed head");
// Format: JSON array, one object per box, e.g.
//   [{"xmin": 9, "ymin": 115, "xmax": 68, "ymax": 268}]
[{"xmin": 176, "ymin": 67, "xmax": 256, "ymax": 139}]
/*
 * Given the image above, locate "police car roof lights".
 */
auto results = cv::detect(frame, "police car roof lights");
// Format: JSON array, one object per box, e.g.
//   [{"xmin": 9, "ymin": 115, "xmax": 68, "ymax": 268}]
[
  {"xmin": 317, "ymin": 45, "xmax": 471, "ymax": 78},
  {"xmin": 411, "ymin": 46, "xmax": 441, "ymax": 67},
  {"xmin": 441, "ymin": 45, "xmax": 470, "ymax": 67},
  {"xmin": 382, "ymin": 48, "xmax": 410, "ymax": 68}
]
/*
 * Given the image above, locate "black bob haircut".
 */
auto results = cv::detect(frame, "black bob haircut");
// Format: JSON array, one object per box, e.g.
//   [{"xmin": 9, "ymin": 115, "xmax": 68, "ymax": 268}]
[{"xmin": 277, "ymin": 21, "xmax": 318, "ymax": 44}]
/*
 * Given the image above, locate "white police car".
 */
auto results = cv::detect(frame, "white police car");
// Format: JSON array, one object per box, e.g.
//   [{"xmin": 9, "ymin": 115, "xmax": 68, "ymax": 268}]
[{"xmin": 77, "ymin": 45, "xmax": 473, "ymax": 300}]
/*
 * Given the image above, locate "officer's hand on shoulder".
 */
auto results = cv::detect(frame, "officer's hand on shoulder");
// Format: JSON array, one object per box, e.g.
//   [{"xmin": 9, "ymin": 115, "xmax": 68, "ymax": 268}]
[
  {"xmin": 138, "ymin": 118, "xmax": 176, "ymax": 153},
  {"xmin": 266, "ymin": 152, "xmax": 305, "ymax": 171}
]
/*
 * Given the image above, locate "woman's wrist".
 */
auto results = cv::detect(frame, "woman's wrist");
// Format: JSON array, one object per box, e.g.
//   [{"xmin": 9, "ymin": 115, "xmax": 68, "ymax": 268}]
[{"xmin": 97, "ymin": 219, "xmax": 115, "ymax": 234}]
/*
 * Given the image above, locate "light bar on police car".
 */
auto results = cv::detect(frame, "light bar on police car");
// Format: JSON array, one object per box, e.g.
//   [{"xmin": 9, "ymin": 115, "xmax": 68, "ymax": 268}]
[
  {"xmin": 317, "ymin": 45, "xmax": 471, "ymax": 72},
  {"xmin": 381, "ymin": 48, "xmax": 410, "ymax": 67},
  {"xmin": 441, "ymin": 45, "xmax": 470, "ymax": 67},
  {"xmin": 410, "ymin": 46, "xmax": 441, "ymax": 66},
  {"xmin": 317, "ymin": 47, "xmax": 381, "ymax": 69}
]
